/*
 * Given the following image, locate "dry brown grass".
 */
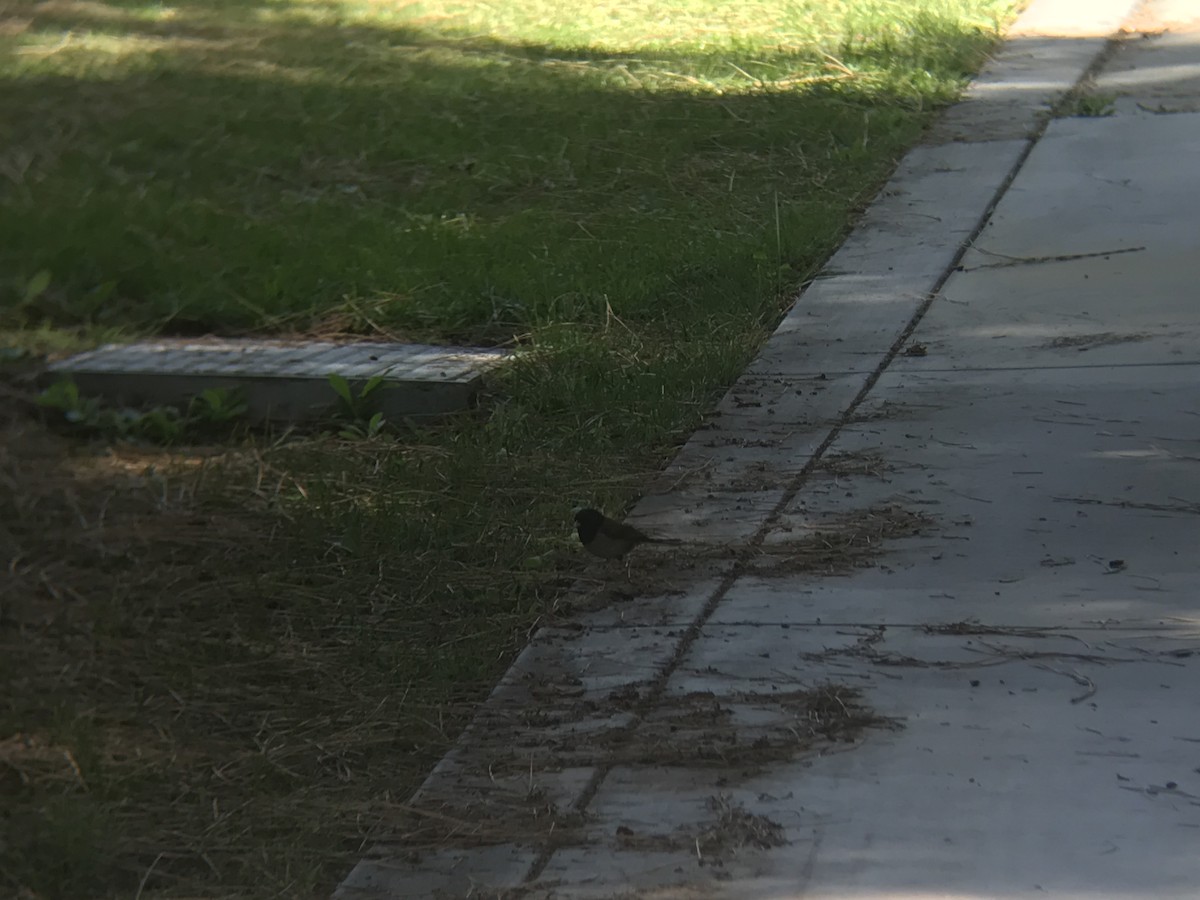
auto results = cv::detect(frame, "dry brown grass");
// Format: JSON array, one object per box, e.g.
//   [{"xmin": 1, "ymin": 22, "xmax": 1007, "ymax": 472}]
[
  {"xmin": 355, "ymin": 683, "xmax": 892, "ymax": 868},
  {"xmin": 0, "ymin": 390, "xmax": 569, "ymax": 899}
]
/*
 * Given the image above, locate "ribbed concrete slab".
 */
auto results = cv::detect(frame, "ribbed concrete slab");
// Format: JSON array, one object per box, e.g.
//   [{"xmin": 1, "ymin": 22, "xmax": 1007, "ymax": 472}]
[{"xmin": 46, "ymin": 338, "xmax": 507, "ymax": 421}]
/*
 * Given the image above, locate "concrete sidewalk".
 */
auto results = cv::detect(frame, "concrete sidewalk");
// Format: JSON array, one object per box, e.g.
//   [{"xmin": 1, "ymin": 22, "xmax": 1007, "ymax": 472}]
[{"xmin": 338, "ymin": 0, "xmax": 1200, "ymax": 896}]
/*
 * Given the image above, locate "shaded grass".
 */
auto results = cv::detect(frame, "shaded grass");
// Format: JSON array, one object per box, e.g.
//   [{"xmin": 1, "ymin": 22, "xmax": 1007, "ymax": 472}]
[
  {"xmin": 1, "ymin": 398, "xmax": 569, "ymax": 899},
  {"xmin": 1, "ymin": 325, "xmax": 755, "ymax": 899},
  {"xmin": 1, "ymin": 0, "xmax": 1012, "ymax": 897}
]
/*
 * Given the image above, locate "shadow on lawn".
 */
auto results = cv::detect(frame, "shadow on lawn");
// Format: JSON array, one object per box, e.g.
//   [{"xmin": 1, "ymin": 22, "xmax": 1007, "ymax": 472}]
[
  {"xmin": 0, "ymin": 380, "xmax": 571, "ymax": 899},
  {"xmin": 1, "ymin": 0, "xmax": 993, "ymax": 344}
]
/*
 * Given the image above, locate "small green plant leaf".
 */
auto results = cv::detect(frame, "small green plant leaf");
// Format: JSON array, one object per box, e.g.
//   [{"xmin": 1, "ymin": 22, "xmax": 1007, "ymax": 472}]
[
  {"xmin": 1067, "ymin": 93, "xmax": 1116, "ymax": 118},
  {"xmin": 191, "ymin": 386, "xmax": 248, "ymax": 423},
  {"xmin": 136, "ymin": 408, "xmax": 184, "ymax": 443},
  {"xmin": 360, "ymin": 375, "xmax": 385, "ymax": 399},
  {"xmin": 37, "ymin": 379, "xmax": 80, "ymax": 412},
  {"xmin": 327, "ymin": 373, "xmax": 354, "ymax": 406}
]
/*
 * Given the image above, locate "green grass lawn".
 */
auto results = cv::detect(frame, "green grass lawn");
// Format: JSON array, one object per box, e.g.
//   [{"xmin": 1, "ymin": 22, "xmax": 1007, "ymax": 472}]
[
  {"xmin": 1, "ymin": 1, "xmax": 1012, "ymax": 897},
  {"xmin": 2, "ymin": 0, "xmax": 1006, "ymax": 346}
]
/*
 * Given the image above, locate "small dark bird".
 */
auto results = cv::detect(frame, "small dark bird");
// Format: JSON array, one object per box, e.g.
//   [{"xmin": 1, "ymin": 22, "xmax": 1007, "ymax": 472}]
[{"xmin": 574, "ymin": 508, "xmax": 674, "ymax": 560}]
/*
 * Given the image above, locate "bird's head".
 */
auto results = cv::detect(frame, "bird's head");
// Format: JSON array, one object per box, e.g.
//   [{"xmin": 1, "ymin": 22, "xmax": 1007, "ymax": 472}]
[{"xmin": 574, "ymin": 507, "xmax": 603, "ymax": 539}]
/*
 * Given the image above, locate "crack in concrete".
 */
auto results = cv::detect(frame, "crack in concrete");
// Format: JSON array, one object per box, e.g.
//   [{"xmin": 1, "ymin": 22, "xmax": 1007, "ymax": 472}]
[{"xmin": 959, "ymin": 243, "xmax": 1146, "ymax": 271}]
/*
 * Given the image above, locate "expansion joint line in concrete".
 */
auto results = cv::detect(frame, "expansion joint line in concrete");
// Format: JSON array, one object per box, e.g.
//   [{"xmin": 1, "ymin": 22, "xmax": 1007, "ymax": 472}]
[{"xmin": 517, "ymin": 27, "xmax": 1136, "ymax": 891}]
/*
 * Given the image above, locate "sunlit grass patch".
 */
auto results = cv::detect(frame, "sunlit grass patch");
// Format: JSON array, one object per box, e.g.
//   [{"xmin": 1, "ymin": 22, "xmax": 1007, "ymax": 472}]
[{"xmin": 2, "ymin": 0, "xmax": 1006, "ymax": 339}]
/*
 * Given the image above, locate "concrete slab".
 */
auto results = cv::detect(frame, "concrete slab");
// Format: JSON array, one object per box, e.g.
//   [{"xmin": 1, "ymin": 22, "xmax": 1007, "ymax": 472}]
[
  {"xmin": 713, "ymin": 364, "xmax": 1200, "ymax": 628},
  {"xmin": 1100, "ymin": 0, "xmax": 1200, "ymax": 116},
  {"xmin": 652, "ymin": 626, "xmax": 1200, "ymax": 900},
  {"xmin": 914, "ymin": 110, "xmax": 1200, "ymax": 372},
  {"xmin": 655, "ymin": 61, "xmax": 1200, "ymax": 883},
  {"xmin": 47, "ymin": 338, "xmax": 508, "ymax": 421},
  {"xmin": 962, "ymin": 112, "xmax": 1200, "ymax": 261},
  {"xmin": 525, "ymin": 620, "xmax": 1200, "ymax": 898},
  {"xmin": 892, "ymin": 248, "xmax": 1200, "ymax": 370}
]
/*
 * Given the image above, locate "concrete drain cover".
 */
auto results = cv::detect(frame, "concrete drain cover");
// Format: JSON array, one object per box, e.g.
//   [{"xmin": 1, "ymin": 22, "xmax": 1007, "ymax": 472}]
[{"xmin": 47, "ymin": 338, "xmax": 508, "ymax": 422}]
